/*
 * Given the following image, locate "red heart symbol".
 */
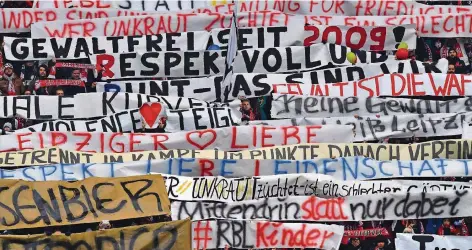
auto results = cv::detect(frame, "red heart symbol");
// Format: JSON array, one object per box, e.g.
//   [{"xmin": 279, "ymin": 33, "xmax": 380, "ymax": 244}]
[
  {"xmin": 140, "ymin": 103, "xmax": 162, "ymax": 127},
  {"xmin": 376, "ymin": 114, "xmax": 380, "ymax": 118},
  {"xmin": 186, "ymin": 129, "xmax": 217, "ymax": 150}
]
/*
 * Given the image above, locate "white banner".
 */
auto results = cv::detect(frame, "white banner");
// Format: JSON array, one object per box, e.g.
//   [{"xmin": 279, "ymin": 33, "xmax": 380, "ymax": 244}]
[
  {"xmin": 14, "ymin": 105, "xmax": 243, "ymax": 133},
  {"xmin": 172, "ymin": 190, "xmax": 472, "ymax": 221},
  {"xmin": 163, "ymin": 175, "xmax": 472, "ymax": 201},
  {"xmin": 30, "ymin": 12, "xmax": 472, "ymax": 38},
  {"xmin": 395, "ymin": 234, "xmax": 472, "ymax": 250},
  {"xmin": 71, "ymin": 92, "xmax": 238, "ymax": 119},
  {"xmin": 32, "ymin": 0, "xmax": 472, "ymax": 16},
  {"xmin": 0, "ymin": 125, "xmax": 354, "ymax": 152},
  {"xmin": 32, "ymin": 0, "xmax": 208, "ymax": 11},
  {"xmin": 200, "ymin": 1, "xmax": 472, "ymax": 16},
  {"xmin": 191, "ymin": 220, "xmax": 344, "ymax": 250},
  {"xmin": 0, "ymin": 93, "xmax": 236, "ymax": 120},
  {"xmin": 0, "ymin": 8, "xmax": 153, "ymax": 33},
  {"xmin": 4, "ymin": 24, "xmax": 416, "ymax": 60},
  {"xmin": 90, "ymin": 44, "xmax": 391, "ymax": 79},
  {"xmin": 97, "ymin": 60, "xmax": 449, "ymax": 102},
  {"xmin": 211, "ymin": 25, "xmax": 417, "ymax": 51},
  {"xmin": 96, "ymin": 76, "xmax": 226, "ymax": 102},
  {"xmin": 164, "ymin": 107, "xmax": 241, "ymax": 132},
  {"xmin": 3, "ymin": 156, "xmax": 472, "ymax": 180},
  {"xmin": 271, "ymin": 73, "xmax": 472, "ymax": 97},
  {"xmin": 252, "ymin": 112, "xmax": 472, "ymax": 141},
  {"xmin": 14, "ymin": 108, "xmax": 144, "ymax": 133},
  {"xmin": 229, "ymin": 59, "xmax": 448, "ymax": 91},
  {"xmin": 3, "ymin": 33, "xmax": 210, "ymax": 61},
  {"xmin": 272, "ymin": 94, "xmax": 472, "ymax": 118}
]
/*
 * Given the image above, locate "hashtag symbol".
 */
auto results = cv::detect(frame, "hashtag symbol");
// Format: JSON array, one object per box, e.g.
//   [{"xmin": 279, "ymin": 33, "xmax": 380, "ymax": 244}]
[
  {"xmin": 193, "ymin": 221, "xmax": 212, "ymax": 249},
  {"xmin": 176, "ymin": 180, "xmax": 192, "ymax": 195}
]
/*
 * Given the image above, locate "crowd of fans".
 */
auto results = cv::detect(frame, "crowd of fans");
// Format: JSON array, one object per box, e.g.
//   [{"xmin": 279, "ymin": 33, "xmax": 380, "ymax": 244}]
[{"xmin": 0, "ymin": 1, "xmax": 472, "ymax": 250}]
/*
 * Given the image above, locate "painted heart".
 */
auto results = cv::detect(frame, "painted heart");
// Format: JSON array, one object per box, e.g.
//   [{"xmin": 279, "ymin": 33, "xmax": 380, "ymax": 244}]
[
  {"xmin": 140, "ymin": 103, "xmax": 162, "ymax": 127},
  {"xmin": 186, "ymin": 130, "xmax": 217, "ymax": 150}
]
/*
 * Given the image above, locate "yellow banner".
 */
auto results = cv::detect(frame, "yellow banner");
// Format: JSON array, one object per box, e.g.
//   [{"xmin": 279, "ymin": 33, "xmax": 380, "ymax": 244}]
[
  {"xmin": 0, "ymin": 140, "xmax": 471, "ymax": 166},
  {"xmin": 0, "ymin": 175, "xmax": 170, "ymax": 230},
  {"xmin": 0, "ymin": 219, "xmax": 191, "ymax": 249}
]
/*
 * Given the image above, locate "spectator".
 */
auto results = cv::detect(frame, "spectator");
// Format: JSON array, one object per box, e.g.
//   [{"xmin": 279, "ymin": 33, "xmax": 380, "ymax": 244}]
[
  {"xmin": 70, "ymin": 68, "xmax": 81, "ymax": 80},
  {"xmin": 20, "ymin": 61, "xmax": 37, "ymax": 82},
  {"xmin": 98, "ymin": 220, "xmax": 112, "ymax": 231},
  {"xmin": 2, "ymin": 122, "xmax": 12, "ymax": 133},
  {"xmin": 0, "ymin": 63, "xmax": 23, "ymax": 95},
  {"xmin": 240, "ymin": 98, "xmax": 256, "ymax": 122},
  {"xmin": 448, "ymin": 64, "xmax": 456, "ymax": 74},
  {"xmin": 55, "ymin": 88, "xmax": 65, "ymax": 96},
  {"xmin": 344, "ymin": 237, "xmax": 363, "ymax": 250},
  {"xmin": 447, "ymin": 48, "xmax": 465, "ymax": 73},
  {"xmin": 370, "ymin": 236, "xmax": 391, "ymax": 250},
  {"xmin": 437, "ymin": 218, "xmax": 458, "ymax": 235}
]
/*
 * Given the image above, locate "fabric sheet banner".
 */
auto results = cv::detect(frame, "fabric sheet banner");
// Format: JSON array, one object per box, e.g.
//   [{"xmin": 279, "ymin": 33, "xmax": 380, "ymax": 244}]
[
  {"xmin": 272, "ymin": 73, "xmax": 472, "ymax": 97},
  {"xmin": 4, "ymin": 153, "xmax": 472, "ymax": 181},
  {"xmin": 0, "ymin": 219, "xmax": 191, "ymax": 250},
  {"xmin": 13, "ymin": 105, "xmax": 242, "ymax": 133},
  {"xmin": 96, "ymin": 76, "xmax": 227, "ymax": 103},
  {"xmin": 0, "ymin": 174, "xmax": 170, "ymax": 230},
  {"xmin": 0, "ymin": 125, "xmax": 354, "ymax": 152},
  {"xmin": 90, "ymin": 44, "xmax": 390, "ymax": 79},
  {"xmin": 29, "ymin": 12, "xmax": 472, "ymax": 38},
  {"xmin": 0, "ymin": 8, "xmax": 152, "ymax": 33},
  {"xmin": 0, "ymin": 93, "xmax": 238, "ymax": 120},
  {"xmin": 199, "ymin": 1, "xmax": 472, "ymax": 16},
  {"xmin": 271, "ymin": 94, "xmax": 472, "ymax": 119},
  {"xmin": 1, "ymin": 140, "xmax": 472, "ymax": 167},
  {"xmin": 191, "ymin": 220, "xmax": 344, "ymax": 249},
  {"xmin": 3, "ymin": 32, "xmax": 210, "ymax": 60},
  {"xmin": 97, "ymin": 60, "xmax": 449, "ymax": 102},
  {"xmin": 31, "ymin": 0, "xmax": 472, "ymax": 16},
  {"xmin": 13, "ymin": 108, "xmax": 144, "ymax": 133},
  {"xmin": 32, "ymin": 0, "xmax": 207, "ymax": 11},
  {"xmin": 4, "ymin": 162, "xmax": 471, "ymax": 199},
  {"xmin": 172, "ymin": 190, "xmax": 472, "ymax": 222},
  {"xmin": 210, "ymin": 25, "xmax": 417, "ymax": 51},
  {"xmin": 395, "ymin": 234, "xmax": 472, "ymax": 250},
  {"xmin": 254, "ymin": 112, "xmax": 472, "ymax": 141},
  {"xmin": 3, "ymin": 24, "xmax": 416, "ymax": 60},
  {"xmin": 229, "ymin": 59, "xmax": 448, "ymax": 93},
  {"xmin": 161, "ymin": 175, "xmax": 472, "ymax": 201},
  {"xmin": 164, "ymin": 107, "xmax": 241, "ymax": 132}
]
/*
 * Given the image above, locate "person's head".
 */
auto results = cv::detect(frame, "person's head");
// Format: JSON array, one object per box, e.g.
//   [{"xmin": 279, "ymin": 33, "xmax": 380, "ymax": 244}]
[
  {"xmin": 448, "ymin": 64, "xmax": 456, "ymax": 74},
  {"xmin": 55, "ymin": 88, "xmax": 64, "ymax": 97},
  {"xmin": 449, "ymin": 48, "xmax": 457, "ymax": 58},
  {"xmin": 241, "ymin": 99, "xmax": 251, "ymax": 111},
  {"xmin": 443, "ymin": 218, "xmax": 451, "ymax": 226},
  {"xmin": 39, "ymin": 65, "xmax": 48, "ymax": 77},
  {"xmin": 98, "ymin": 220, "xmax": 111, "ymax": 230},
  {"xmin": 24, "ymin": 90, "xmax": 31, "ymax": 95},
  {"xmin": 376, "ymin": 241, "xmax": 385, "ymax": 248},
  {"xmin": 3, "ymin": 63, "xmax": 13, "ymax": 77},
  {"xmin": 3, "ymin": 122, "xmax": 12, "ymax": 132},
  {"xmin": 435, "ymin": 40, "xmax": 442, "ymax": 48},
  {"xmin": 351, "ymin": 238, "xmax": 360, "ymax": 247},
  {"xmin": 71, "ymin": 69, "xmax": 81, "ymax": 79},
  {"xmin": 403, "ymin": 227, "xmax": 414, "ymax": 233}
]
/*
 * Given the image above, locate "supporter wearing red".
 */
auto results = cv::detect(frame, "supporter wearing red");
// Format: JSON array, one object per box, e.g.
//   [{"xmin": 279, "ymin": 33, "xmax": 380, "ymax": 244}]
[
  {"xmin": 0, "ymin": 63, "xmax": 23, "ymax": 95},
  {"xmin": 27, "ymin": 60, "xmax": 56, "ymax": 94},
  {"xmin": 369, "ymin": 236, "xmax": 392, "ymax": 250}
]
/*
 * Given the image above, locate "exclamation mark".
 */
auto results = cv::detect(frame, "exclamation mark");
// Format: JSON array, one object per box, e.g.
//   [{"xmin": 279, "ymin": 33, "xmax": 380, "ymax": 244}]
[{"xmin": 393, "ymin": 26, "xmax": 406, "ymax": 49}]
